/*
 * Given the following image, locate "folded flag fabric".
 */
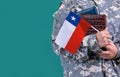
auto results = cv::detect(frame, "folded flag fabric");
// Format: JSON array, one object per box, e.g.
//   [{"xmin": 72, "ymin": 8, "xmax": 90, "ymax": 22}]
[{"xmin": 55, "ymin": 11, "xmax": 91, "ymax": 55}]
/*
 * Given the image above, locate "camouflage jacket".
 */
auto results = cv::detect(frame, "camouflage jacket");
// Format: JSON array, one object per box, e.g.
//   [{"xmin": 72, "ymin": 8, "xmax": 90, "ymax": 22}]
[{"xmin": 52, "ymin": 0, "xmax": 120, "ymax": 77}]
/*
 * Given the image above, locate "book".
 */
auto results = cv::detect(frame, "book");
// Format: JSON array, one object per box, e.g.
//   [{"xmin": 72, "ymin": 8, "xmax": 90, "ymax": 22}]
[
  {"xmin": 80, "ymin": 14, "xmax": 106, "ymax": 35},
  {"xmin": 76, "ymin": 6, "xmax": 98, "ymax": 15}
]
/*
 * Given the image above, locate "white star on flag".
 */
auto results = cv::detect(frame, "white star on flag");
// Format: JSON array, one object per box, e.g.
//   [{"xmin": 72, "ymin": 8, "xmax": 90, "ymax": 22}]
[{"xmin": 71, "ymin": 16, "xmax": 76, "ymax": 21}]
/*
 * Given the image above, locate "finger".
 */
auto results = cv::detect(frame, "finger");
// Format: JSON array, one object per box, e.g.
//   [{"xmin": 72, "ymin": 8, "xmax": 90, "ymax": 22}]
[
  {"xmin": 101, "ymin": 31, "xmax": 110, "ymax": 37},
  {"xmin": 101, "ymin": 51, "xmax": 111, "ymax": 55},
  {"xmin": 102, "ymin": 34, "xmax": 111, "ymax": 39},
  {"xmin": 99, "ymin": 53, "xmax": 111, "ymax": 59},
  {"xmin": 99, "ymin": 55, "xmax": 109, "ymax": 59},
  {"xmin": 99, "ymin": 51, "xmax": 111, "ymax": 56},
  {"xmin": 103, "ymin": 37, "xmax": 110, "ymax": 45},
  {"xmin": 99, "ymin": 52, "xmax": 108, "ymax": 59},
  {"xmin": 105, "ymin": 44, "xmax": 111, "ymax": 50},
  {"xmin": 100, "ymin": 53, "xmax": 114, "ymax": 59},
  {"xmin": 99, "ymin": 50, "xmax": 115, "ymax": 59},
  {"xmin": 100, "ymin": 55, "xmax": 112, "ymax": 59},
  {"xmin": 97, "ymin": 31, "xmax": 110, "ymax": 39}
]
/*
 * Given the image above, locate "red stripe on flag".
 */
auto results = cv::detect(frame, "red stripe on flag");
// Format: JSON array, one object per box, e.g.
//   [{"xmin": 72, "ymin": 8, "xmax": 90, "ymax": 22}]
[{"xmin": 65, "ymin": 19, "xmax": 91, "ymax": 54}]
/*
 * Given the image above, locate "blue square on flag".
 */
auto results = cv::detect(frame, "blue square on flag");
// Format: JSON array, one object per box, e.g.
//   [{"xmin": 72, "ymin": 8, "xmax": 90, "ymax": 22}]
[{"xmin": 66, "ymin": 12, "xmax": 81, "ymax": 26}]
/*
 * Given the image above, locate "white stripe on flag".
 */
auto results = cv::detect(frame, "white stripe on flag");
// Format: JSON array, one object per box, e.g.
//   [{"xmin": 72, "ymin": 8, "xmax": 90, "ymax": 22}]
[{"xmin": 55, "ymin": 20, "xmax": 76, "ymax": 48}]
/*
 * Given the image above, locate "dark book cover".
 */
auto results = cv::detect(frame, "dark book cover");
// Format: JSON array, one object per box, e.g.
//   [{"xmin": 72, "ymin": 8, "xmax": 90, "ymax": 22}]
[{"xmin": 76, "ymin": 6, "xmax": 98, "ymax": 15}]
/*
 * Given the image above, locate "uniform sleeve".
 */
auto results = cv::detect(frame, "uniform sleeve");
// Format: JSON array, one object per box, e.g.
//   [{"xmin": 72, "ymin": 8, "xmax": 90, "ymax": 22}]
[
  {"xmin": 113, "ymin": 28, "xmax": 120, "ymax": 59},
  {"xmin": 51, "ymin": 1, "xmax": 69, "ymax": 56},
  {"xmin": 114, "ymin": 42, "xmax": 120, "ymax": 58}
]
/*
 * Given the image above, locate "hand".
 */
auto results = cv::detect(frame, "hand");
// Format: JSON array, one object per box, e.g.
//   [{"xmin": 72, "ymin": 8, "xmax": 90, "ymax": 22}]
[
  {"xmin": 96, "ymin": 28, "xmax": 111, "ymax": 47},
  {"xmin": 99, "ymin": 42, "xmax": 118, "ymax": 59}
]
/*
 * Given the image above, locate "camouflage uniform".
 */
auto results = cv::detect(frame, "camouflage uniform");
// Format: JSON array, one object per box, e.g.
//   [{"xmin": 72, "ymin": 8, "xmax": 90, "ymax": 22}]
[{"xmin": 52, "ymin": 0, "xmax": 120, "ymax": 77}]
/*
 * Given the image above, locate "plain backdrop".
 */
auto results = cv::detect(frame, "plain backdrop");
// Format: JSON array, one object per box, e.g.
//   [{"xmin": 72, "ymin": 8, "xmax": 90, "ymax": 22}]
[{"xmin": 0, "ymin": 0, "xmax": 63, "ymax": 77}]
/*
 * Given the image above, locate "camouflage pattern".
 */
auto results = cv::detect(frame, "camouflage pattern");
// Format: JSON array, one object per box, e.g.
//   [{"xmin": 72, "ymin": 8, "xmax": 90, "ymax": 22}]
[{"xmin": 52, "ymin": 0, "xmax": 120, "ymax": 77}]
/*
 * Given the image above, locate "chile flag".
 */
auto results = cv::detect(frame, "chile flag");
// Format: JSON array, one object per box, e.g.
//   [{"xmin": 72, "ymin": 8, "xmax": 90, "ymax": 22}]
[{"xmin": 55, "ymin": 11, "xmax": 91, "ymax": 55}]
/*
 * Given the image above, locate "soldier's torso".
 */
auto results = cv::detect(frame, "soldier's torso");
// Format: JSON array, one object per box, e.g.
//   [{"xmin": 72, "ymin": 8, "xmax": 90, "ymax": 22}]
[{"xmin": 54, "ymin": 0, "xmax": 120, "ymax": 77}]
